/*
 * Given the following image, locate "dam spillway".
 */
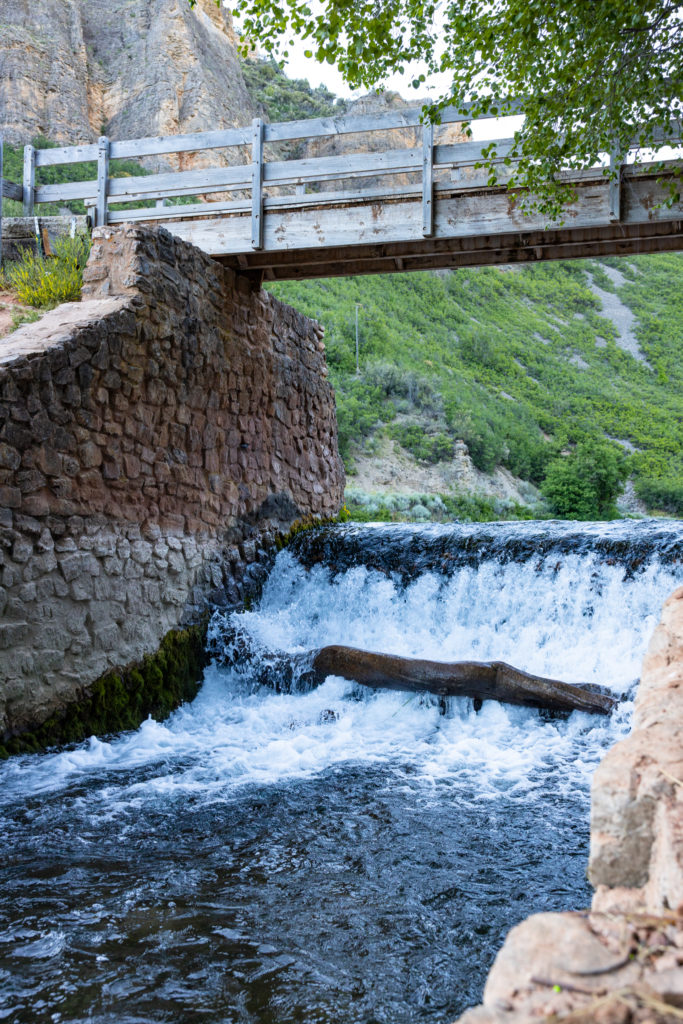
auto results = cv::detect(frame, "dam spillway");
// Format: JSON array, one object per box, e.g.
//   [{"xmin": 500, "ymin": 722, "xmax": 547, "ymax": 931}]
[{"xmin": 0, "ymin": 519, "xmax": 681, "ymax": 1023}]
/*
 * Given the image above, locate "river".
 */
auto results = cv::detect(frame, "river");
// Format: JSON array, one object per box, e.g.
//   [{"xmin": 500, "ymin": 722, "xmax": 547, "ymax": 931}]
[{"xmin": 1, "ymin": 520, "xmax": 681, "ymax": 1024}]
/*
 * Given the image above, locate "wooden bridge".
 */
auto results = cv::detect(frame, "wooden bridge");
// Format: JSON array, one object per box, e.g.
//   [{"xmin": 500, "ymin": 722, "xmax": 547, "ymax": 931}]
[{"xmin": 2, "ymin": 103, "xmax": 683, "ymax": 281}]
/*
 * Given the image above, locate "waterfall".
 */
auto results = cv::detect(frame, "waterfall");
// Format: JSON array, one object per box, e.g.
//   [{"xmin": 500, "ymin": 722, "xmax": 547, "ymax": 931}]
[{"xmin": 0, "ymin": 520, "xmax": 681, "ymax": 1024}]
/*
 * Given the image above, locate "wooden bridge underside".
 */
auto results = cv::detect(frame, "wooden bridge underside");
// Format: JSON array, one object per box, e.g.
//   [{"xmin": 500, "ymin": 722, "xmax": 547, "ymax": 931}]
[{"xmin": 164, "ymin": 166, "xmax": 683, "ymax": 282}]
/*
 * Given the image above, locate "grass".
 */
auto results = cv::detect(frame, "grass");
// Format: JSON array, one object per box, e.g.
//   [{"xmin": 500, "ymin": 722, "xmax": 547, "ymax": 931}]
[
  {"xmin": 1, "ymin": 233, "xmax": 91, "ymax": 308},
  {"xmin": 10, "ymin": 308, "xmax": 41, "ymax": 331},
  {"xmin": 344, "ymin": 488, "xmax": 542, "ymax": 523}
]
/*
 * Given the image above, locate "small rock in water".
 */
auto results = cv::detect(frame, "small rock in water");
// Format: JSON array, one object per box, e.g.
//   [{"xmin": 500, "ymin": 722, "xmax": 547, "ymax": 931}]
[{"xmin": 318, "ymin": 709, "xmax": 338, "ymax": 724}]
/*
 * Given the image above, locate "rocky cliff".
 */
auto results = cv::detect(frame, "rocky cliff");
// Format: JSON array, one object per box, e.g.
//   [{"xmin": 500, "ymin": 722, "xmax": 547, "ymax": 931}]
[
  {"xmin": 0, "ymin": 0, "xmax": 256, "ymax": 151},
  {"xmin": 456, "ymin": 587, "xmax": 683, "ymax": 1024}
]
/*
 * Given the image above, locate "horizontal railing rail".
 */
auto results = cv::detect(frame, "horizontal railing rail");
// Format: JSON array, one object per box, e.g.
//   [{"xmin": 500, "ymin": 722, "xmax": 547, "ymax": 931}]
[
  {"xmin": 18, "ymin": 103, "xmax": 683, "ymax": 252},
  {"xmin": 1, "ymin": 180, "xmax": 23, "ymax": 202}
]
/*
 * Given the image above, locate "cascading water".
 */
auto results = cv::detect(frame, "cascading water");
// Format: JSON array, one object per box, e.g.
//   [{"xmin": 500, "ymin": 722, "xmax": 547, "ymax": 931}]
[{"xmin": 1, "ymin": 520, "xmax": 681, "ymax": 1024}]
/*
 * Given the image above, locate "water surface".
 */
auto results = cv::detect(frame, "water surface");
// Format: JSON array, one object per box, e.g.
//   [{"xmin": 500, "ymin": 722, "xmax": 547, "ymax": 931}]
[{"xmin": 1, "ymin": 520, "xmax": 680, "ymax": 1024}]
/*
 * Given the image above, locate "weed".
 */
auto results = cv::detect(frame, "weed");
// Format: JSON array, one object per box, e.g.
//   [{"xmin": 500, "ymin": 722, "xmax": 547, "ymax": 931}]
[
  {"xmin": 4, "ymin": 233, "xmax": 91, "ymax": 308},
  {"xmin": 10, "ymin": 308, "xmax": 41, "ymax": 332}
]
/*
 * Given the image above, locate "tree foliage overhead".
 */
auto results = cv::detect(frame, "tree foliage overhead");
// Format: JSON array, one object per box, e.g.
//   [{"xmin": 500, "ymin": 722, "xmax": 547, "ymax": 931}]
[{"xmin": 208, "ymin": 0, "xmax": 683, "ymax": 219}]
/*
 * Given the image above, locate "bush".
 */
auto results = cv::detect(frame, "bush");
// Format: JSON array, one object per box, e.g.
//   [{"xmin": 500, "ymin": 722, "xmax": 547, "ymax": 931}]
[
  {"xmin": 4, "ymin": 234, "xmax": 91, "ymax": 308},
  {"xmin": 540, "ymin": 440, "xmax": 628, "ymax": 520},
  {"xmin": 635, "ymin": 477, "xmax": 683, "ymax": 516},
  {"xmin": 391, "ymin": 423, "xmax": 454, "ymax": 463}
]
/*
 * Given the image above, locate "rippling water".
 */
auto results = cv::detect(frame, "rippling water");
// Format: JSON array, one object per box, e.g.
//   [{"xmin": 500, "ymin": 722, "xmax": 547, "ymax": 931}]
[{"xmin": 1, "ymin": 520, "xmax": 681, "ymax": 1024}]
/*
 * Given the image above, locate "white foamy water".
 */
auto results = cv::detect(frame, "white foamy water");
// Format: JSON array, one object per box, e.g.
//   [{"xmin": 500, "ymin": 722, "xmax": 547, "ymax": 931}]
[{"xmin": 2, "ymin": 531, "xmax": 679, "ymax": 811}]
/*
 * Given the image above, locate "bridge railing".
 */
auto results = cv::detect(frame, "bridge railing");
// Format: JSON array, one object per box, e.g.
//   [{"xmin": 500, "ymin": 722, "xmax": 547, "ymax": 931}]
[
  {"xmin": 19, "ymin": 101, "xmax": 525, "ymax": 247},
  {"xmin": 18, "ymin": 106, "xmax": 683, "ymax": 251}
]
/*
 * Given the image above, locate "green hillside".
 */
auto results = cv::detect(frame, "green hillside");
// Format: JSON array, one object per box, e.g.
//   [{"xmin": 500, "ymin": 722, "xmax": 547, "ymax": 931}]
[{"xmin": 269, "ymin": 255, "xmax": 683, "ymax": 516}]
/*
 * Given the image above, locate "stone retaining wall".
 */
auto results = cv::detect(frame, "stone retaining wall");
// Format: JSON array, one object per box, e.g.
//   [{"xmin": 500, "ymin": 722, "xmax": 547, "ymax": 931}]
[{"xmin": 0, "ymin": 224, "xmax": 344, "ymax": 743}]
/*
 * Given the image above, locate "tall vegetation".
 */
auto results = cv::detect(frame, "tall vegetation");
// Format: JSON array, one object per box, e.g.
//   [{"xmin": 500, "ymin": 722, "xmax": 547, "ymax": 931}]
[
  {"xmin": 540, "ymin": 440, "xmax": 628, "ymax": 520},
  {"xmin": 2, "ymin": 234, "xmax": 91, "ymax": 308},
  {"xmin": 240, "ymin": 57, "xmax": 344, "ymax": 123},
  {"xmin": 269, "ymin": 254, "xmax": 683, "ymax": 516}
]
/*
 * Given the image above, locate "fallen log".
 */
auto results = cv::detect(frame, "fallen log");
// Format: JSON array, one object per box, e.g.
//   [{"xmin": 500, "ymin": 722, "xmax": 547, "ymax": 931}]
[
  {"xmin": 217, "ymin": 627, "xmax": 616, "ymax": 715},
  {"xmin": 311, "ymin": 646, "xmax": 616, "ymax": 715}
]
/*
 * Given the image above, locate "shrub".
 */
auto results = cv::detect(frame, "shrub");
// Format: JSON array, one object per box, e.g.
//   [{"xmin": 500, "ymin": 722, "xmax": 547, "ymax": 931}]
[
  {"xmin": 540, "ymin": 440, "xmax": 628, "ymax": 520},
  {"xmin": 5, "ymin": 233, "xmax": 91, "ymax": 308},
  {"xmin": 635, "ymin": 477, "xmax": 683, "ymax": 516},
  {"xmin": 391, "ymin": 423, "xmax": 454, "ymax": 463}
]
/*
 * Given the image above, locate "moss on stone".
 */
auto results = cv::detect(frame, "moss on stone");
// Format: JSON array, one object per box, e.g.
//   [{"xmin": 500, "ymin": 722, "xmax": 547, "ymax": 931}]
[
  {"xmin": 0, "ymin": 621, "xmax": 209, "ymax": 759},
  {"xmin": 274, "ymin": 512, "xmax": 343, "ymax": 552}
]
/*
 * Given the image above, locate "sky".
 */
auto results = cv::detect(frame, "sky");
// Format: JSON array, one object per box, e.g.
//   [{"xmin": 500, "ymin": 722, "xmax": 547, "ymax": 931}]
[
  {"xmin": 280, "ymin": 40, "xmax": 451, "ymax": 102},
  {"xmin": 279, "ymin": 42, "xmax": 523, "ymax": 142}
]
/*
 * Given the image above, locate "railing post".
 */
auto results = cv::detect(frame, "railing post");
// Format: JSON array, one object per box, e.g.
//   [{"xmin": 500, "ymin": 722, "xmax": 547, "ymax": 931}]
[
  {"xmin": 422, "ymin": 120, "xmax": 434, "ymax": 237},
  {"xmin": 608, "ymin": 141, "xmax": 622, "ymax": 223},
  {"xmin": 251, "ymin": 117, "xmax": 264, "ymax": 250},
  {"xmin": 23, "ymin": 143, "xmax": 35, "ymax": 217},
  {"xmin": 96, "ymin": 135, "xmax": 110, "ymax": 227}
]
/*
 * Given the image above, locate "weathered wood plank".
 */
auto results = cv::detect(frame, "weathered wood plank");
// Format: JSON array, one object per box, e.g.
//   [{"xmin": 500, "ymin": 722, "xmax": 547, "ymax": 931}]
[
  {"xmin": 111, "ymin": 128, "xmax": 251, "ymax": 160},
  {"xmin": 34, "ymin": 180, "xmax": 97, "ymax": 203},
  {"xmin": 35, "ymin": 165, "xmax": 249, "ymax": 204},
  {"xmin": 104, "ymin": 164, "xmax": 620, "ymax": 225},
  {"xmin": 23, "ymin": 145, "xmax": 35, "ymax": 217},
  {"xmin": 219, "ymin": 217, "xmax": 683, "ymax": 273},
  {"xmin": 1, "ymin": 180, "xmax": 23, "ymax": 202},
  {"xmin": 96, "ymin": 136, "xmax": 110, "ymax": 227},
  {"xmin": 262, "ymin": 97, "xmax": 523, "ymax": 144},
  {"xmin": 166, "ymin": 167, "xmax": 683, "ymax": 262},
  {"xmin": 36, "ymin": 147, "xmax": 422, "ymax": 206},
  {"xmin": 422, "ymin": 121, "xmax": 434, "ymax": 236},
  {"xmin": 262, "ymin": 147, "xmax": 422, "ymax": 185},
  {"xmin": 218, "ymin": 216, "xmax": 683, "ymax": 280},
  {"xmin": 255, "ymin": 232, "xmax": 683, "ymax": 279},
  {"xmin": 251, "ymin": 117, "xmax": 264, "ymax": 250},
  {"xmin": 34, "ymin": 142, "xmax": 99, "ymax": 167},
  {"xmin": 608, "ymin": 143, "xmax": 622, "ymax": 223},
  {"xmin": 34, "ymin": 129, "xmax": 251, "ymax": 167},
  {"xmin": 168, "ymin": 185, "xmax": 604, "ymax": 254}
]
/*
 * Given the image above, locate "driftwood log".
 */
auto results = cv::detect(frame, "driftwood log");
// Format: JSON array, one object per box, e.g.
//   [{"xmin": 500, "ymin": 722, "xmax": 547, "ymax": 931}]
[
  {"xmin": 311, "ymin": 646, "xmax": 616, "ymax": 715},
  {"xmin": 219, "ymin": 629, "xmax": 616, "ymax": 715}
]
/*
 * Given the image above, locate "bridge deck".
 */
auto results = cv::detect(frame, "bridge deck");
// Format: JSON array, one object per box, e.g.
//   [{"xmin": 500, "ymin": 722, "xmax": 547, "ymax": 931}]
[
  {"xmin": 172, "ymin": 164, "xmax": 683, "ymax": 280},
  {"xmin": 5, "ymin": 104, "xmax": 683, "ymax": 280}
]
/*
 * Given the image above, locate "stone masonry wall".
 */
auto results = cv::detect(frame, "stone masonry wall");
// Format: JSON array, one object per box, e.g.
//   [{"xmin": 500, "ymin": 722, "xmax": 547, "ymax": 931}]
[{"xmin": 0, "ymin": 224, "xmax": 344, "ymax": 740}]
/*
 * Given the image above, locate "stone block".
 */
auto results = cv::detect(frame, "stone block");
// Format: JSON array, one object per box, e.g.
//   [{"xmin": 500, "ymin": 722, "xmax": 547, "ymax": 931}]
[
  {"xmin": 12, "ymin": 539, "xmax": 33, "ymax": 564},
  {"xmin": 131, "ymin": 540, "xmax": 153, "ymax": 565},
  {"xmin": 93, "ymin": 623, "xmax": 120, "ymax": 651},
  {"xmin": 59, "ymin": 552, "xmax": 87, "ymax": 582},
  {"xmin": 0, "ymin": 443, "xmax": 21, "ymax": 471},
  {"xmin": 70, "ymin": 576, "xmax": 94, "ymax": 600},
  {"xmin": 79, "ymin": 441, "xmax": 103, "ymax": 469},
  {"xmin": 0, "ymin": 486, "xmax": 22, "ymax": 508},
  {"xmin": 0, "ymin": 622, "xmax": 29, "ymax": 649}
]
